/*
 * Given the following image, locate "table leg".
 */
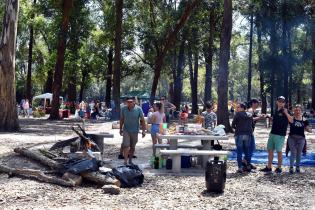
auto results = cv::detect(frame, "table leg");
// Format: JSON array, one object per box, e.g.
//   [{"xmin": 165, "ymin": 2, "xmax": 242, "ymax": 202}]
[
  {"xmin": 172, "ymin": 155, "xmax": 181, "ymax": 173},
  {"xmin": 169, "ymin": 139, "xmax": 178, "ymax": 150},
  {"xmin": 201, "ymin": 140, "xmax": 212, "ymax": 168}
]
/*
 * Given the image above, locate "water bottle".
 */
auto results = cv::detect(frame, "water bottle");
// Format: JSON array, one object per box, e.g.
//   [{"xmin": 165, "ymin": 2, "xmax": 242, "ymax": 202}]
[{"xmin": 154, "ymin": 157, "xmax": 159, "ymax": 169}]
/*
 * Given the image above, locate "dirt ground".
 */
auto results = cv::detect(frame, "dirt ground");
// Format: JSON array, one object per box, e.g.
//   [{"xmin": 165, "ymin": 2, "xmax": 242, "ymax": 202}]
[{"xmin": 0, "ymin": 118, "xmax": 314, "ymax": 210}]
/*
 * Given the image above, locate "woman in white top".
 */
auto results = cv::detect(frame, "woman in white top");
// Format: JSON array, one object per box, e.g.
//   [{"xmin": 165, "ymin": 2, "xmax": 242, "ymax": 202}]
[{"xmin": 149, "ymin": 102, "xmax": 165, "ymax": 147}]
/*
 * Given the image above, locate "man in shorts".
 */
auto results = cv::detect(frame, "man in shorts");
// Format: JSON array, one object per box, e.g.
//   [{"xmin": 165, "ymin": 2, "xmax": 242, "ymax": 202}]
[
  {"xmin": 120, "ymin": 97, "xmax": 146, "ymax": 165},
  {"xmin": 260, "ymin": 96, "xmax": 290, "ymax": 173}
]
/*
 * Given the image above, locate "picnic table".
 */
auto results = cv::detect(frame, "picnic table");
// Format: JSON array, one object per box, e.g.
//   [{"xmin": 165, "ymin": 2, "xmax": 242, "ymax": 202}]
[{"xmin": 156, "ymin": 133, "xmax": 229, "ymax": 172}]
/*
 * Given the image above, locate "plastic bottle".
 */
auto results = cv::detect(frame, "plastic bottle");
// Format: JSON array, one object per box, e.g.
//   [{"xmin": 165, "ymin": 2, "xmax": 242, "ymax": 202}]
[
  {"xmin": 154, "ymin": 157, "xmax": 160, "ymax": 169},
  {"xmin": 149, "ymin": 156, "xmax": 155, "ymax": 168},
  {"xmin": 159, "ymin": 156, "xmax": 164, "ymax": 168}
]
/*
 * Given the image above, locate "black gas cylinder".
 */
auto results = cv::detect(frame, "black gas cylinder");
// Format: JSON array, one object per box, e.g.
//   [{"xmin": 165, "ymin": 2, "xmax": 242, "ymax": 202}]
[{"xmin": 205, "ymin": 157, "xmax": 227, "ymax": 193}]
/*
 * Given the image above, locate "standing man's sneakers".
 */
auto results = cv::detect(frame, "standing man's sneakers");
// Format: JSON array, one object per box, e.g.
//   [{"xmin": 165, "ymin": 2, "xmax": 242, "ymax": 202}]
[
  {"xmin": 296, "ymin": 167, "xmax": 300, "ymax": 173},
  {"xmin": 289, "ymin": 167, "xmax": 294, "ymax": 174},
  {"xmin": 275, "ymin": 167, "xmax": 282, "ymax": 174},
  {"xmin": 260, "ymin": 166, "xmax": 272, "ymax": 172}
]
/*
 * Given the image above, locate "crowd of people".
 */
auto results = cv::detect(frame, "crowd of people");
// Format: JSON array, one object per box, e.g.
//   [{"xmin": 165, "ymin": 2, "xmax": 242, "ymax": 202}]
[{"xmin": 117, "ymin": 95, "xmax": 313, "ymax": 174}]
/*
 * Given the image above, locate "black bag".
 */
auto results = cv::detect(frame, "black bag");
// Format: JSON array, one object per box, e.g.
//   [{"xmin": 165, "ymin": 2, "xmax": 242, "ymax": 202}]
[
  {"xmin": 213, "ymin": 140, "xmax": 222, "ymax": 150},
  {"xmin": 205, "ymin": 159, "xmax": 227, "ymax": 193},
  {"xmin": 112, "ymin": 165, "xmax": 144, "ymax": 188},
  {"xmin": 64, "ymin": 158, "xmax": 98, "ymax": 174}
]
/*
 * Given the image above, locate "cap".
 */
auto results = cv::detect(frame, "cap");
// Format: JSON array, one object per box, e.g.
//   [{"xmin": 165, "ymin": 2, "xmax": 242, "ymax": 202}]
[
  {"xmin": 125, "ymin": 96, "xmax": 135, "ymax": 101},
  {"xmin": 277, "ymin": 96, "xmax": 285, "ymax": 101}
]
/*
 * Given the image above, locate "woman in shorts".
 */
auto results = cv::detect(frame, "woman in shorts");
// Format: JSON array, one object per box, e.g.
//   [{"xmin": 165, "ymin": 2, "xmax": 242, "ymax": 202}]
[{"xmin": 148, "ymin": 102, "xmax": 165, "ymax": 154}]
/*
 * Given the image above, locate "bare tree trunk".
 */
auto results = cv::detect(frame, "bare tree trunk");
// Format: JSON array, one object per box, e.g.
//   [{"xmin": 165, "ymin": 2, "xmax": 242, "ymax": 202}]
[
  {"xmin": 112, "ymin": 0, "xmax": 123, "ymax": 120},
  {"xmin": 79, "ymin": 67, "xmax": 88, "ymax": 102},
  {"xmin": 49, "ymin": 0, "xmax": 74, "ymax": 120},
  {"xmin": 312, "ymin": 19, "xmax": 315, "ymax": 111},
  {"xmin": 26, "ymin": 0, "xmax": 36, "ymax": 102},
  {"xmin": 190, "ymin": 29, "xmax": 199, "ymax": 114},
  {"xmin": 105, "ymin": 48, "xmax": 113, "ymax": 108},
  {"xmin": 150, "ymin": 0, "xmax": 200, "ymax": 104},
  {"xmin": 257, "ymin": 16, "xmax": 267, "ymax": 114},
  {"xmin": 282, "ymin": 0, "xmax": 289, "ymax": 103},
  {"xmin": 173, "ymin": 35, "xmax": 186, "ymax": 110},
  {"xmin": 247, "ymin": 8, "xmax": 253, "ymax": 102},
  {"xmin": 0, "ymin": 0, "xmax": 20, "ymax": 131},
  {"xmin": 203, "ymin": 8, "xmax": 215, "ymax": 103},
  {"xmin": 44, "ymin": 69, "xmax": 54, "ymax": 93},
  {"xmin": 217, "ymin": 0, "xmax": 232, "ymax": 132}
]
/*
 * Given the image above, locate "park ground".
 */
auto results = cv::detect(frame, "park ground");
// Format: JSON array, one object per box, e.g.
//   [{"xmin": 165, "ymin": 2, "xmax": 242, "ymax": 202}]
[{"xmin": 0, "ymin": 118, "xmax": 314, "ymax": 210}]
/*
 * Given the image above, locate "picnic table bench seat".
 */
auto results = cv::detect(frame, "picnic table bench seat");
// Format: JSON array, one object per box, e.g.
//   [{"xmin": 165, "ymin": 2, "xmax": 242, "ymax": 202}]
[
  {"xmin": 153, "ymin": 143, "xmax": 204, "ymax": 156},
  {"xmin": 160, "ymin": 149, "xmax": 230, "ymax": 173}
]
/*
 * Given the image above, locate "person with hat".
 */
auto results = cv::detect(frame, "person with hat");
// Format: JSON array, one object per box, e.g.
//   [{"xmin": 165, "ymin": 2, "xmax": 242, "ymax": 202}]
[
  {"xmin": 260, "ymin": 96, "xmax": 292, "ymax": 173},
  {"xmin": 120, "ymin": 97, "xmax": 147, "ymax": 165}
]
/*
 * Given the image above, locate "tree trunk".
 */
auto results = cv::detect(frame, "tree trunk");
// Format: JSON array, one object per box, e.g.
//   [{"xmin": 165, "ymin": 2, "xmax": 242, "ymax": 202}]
[
  {"xmin": 282, "ymin": 0, "xmax": 289, "ymax": 103},
  {"xmin": 112, "ymin": 0, "xmax": 123, "ymax": 120},
  {"xmin": 247, "ymin": 9, "xmax": 254, "ymax": 102},
  {"xmin": 0, "ymin": 0, "xmax": 20, "ymax": 131},
  {"xmin": 203, "ymin": 8, "xmax": 215, "ymax": 103},
  {"xmin": 79, "ymin": 68, "xmax": 88, "ymax": 102},
  {"xmin": 269, "ymin": 18, "xmax": 277, "ymax": 115},
  {"xmin": 217, "ymin": 0, "xmax": 232, "ymax": 132},
  {"xmin": 67, "ymin": 75, "xmax": 77, "ymax": 102},
  {"xmin": 150, "ymin": 0, "xmax": 200, "ymax": 104},
  {"xmin": 26, "ymin": 0, "xmax": 36, "ymax": 102},
  {"xmin": 49, "ymin": 0, "xmax": 74, "ymax": 120},
  {"xmin": 105, "ymin": 48, "xmax": 113, "ymax": 108},
  {"xmin": 44, "ymin": 69, "xmax": 54, "ymax": 93},
  {"xmin": 190, "ymin": 29, "xmax": 198, "ymax": 114},
  {"xmin": 257, "ymin": 15, "xmax": 267, "ymax": 114},
  {"xmin": 173, "ymin": 35, "xmax": 186, "ymax": 110},
  {"xmin": 312, "ymin": 19, "xmax": 315, "ymax": 111}
]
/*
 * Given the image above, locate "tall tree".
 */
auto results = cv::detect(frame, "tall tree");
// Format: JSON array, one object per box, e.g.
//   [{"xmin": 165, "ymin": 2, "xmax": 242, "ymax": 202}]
[
  {"xmin": 112, "ymin": 0, "xmax": 123, "ymax": 119},
  {"xmin": 203, "ymin": 6, "xmax": 216, "ymax": 103},
  {"xmin": 150, "ymin": 0, "xmax": 200, "ymax": 103},
  {"xmin": 26, "ymin": 0, "xmax": 36, "ymax": 102},
  {"xmin": 256, "ymin": 12, "xmax": 267, "ymax": 113},
  {"xmin": 247, "ymin": 4, "xmax": 254, "ymax": 102},
  {"xmin": 105, "ymin": 48, "xmax": 113, "ymax": 108},
  {"xmin": 49, "ymin": 0, "xmax": 74, "ymax": 120},
  {"xmin": 217, "ymin": 0, "xmax": 232, "ymax": 132},
  {"xmin": 0, "ymin": 0, "xmax": 20, "ymax": 131},
  {"xmin": 190, "ymin": 28, "xmax": 199, "ymax": 114}
]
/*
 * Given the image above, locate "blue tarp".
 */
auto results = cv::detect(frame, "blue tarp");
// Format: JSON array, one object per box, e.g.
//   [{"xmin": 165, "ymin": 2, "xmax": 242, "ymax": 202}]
[{"xmin": 228, "ymin": 150, "xmax": 315, "ymax": 167}]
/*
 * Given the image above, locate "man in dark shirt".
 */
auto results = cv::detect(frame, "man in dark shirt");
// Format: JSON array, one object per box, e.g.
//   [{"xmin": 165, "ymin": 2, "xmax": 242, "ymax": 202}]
[{"xmin": 261, "ymin": 96, "xmax": 291, "ymax": 173}]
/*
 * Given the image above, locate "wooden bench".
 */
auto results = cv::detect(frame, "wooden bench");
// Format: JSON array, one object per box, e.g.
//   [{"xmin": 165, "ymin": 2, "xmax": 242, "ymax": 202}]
[
  {"xmin": 153, "ymin": 144, "xmax": 204, "ymax": 156},
  {"xmin": 160, "ymin": 149, "xmax": 230, "ymax": 173}
]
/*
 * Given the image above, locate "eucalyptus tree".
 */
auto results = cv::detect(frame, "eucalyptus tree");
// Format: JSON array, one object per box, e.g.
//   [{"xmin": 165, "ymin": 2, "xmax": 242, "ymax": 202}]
[
  {"xmin": 49, "ymin": 0, "xmax": 74, "ymax": 120},
  {"xmin": 217, "ymin": 0, "xmax": 232, "ymax": 132},
  {"xmin": 0, "ymin": 0, "xmax": 20, "ymax": 131}
]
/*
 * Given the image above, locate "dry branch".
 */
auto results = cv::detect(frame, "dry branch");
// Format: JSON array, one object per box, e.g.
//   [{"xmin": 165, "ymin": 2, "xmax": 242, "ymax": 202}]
[{"xmin": 0, "ymin": 164, "xmax": 75, "ymax": 187}]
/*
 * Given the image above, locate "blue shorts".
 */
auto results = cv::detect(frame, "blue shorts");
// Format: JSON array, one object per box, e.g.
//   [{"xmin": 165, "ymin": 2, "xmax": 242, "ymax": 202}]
[{"xmin": 151, "ymin": 124, "xmax": 160, "ymax": 136}]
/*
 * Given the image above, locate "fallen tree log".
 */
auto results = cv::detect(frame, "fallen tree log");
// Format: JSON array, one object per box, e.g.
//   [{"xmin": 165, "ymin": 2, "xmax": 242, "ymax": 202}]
[
  {"xmin": 14, "ymin": 147, "xmax": 120, "ymax": 187},
  {"xmin": 14, "ymin": 147, "xmax": 63, "ymax": 170},
  {"xmin": 81, "ymin": 172, "xmax": 121, "ymax": 187},
  {"xmin": 0, "ymin": 164, "xmax": 75, "ymax": 187}
]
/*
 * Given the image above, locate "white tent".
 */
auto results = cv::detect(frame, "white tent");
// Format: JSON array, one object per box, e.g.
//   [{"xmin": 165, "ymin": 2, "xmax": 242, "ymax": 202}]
[{"xmin": 32, "ymin": 93, "xmax": 63, "ymax": 109}]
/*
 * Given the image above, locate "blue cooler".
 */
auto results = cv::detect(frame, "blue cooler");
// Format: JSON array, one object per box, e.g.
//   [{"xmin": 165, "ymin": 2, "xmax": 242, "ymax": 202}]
[{"xmin": 181, "ymin": 155, "xmax": 191, "ymax": 168}]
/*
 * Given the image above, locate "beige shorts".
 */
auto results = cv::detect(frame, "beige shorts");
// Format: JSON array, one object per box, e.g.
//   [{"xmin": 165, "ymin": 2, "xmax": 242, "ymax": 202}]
[{"xmin": 122, "ymin": 131, "xmax": 138, "ymax": 149}]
